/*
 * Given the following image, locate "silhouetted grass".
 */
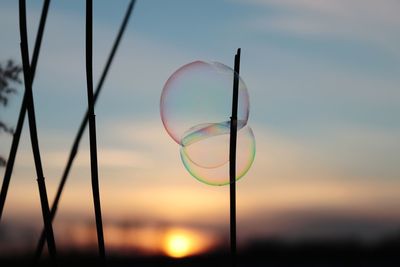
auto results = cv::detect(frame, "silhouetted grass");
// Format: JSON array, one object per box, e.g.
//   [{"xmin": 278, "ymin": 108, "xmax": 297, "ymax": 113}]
[{"xmin": 2, "ymin": 236, "xmax": 399, "ymax": 267}]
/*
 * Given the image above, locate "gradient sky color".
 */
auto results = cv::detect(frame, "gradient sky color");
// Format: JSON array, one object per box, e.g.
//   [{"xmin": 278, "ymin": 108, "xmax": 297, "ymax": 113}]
[{"xmin": 1, "ymin": 0, "xmax": 400, "ymax": 255}]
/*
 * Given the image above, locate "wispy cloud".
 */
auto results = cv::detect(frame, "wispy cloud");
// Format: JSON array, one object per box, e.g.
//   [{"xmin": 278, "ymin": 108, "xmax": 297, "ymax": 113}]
[{"xmin": 234, "ymin": 0, "xmax": 400, "ymax": 56}]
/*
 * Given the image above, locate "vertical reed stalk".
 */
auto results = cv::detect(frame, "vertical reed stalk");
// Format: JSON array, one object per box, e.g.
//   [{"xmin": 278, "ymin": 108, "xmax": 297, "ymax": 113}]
[
  {"xmin": 86, "ymin": 0, "xmax": 106, "ymax": 261},
  {"xmin": 33, "ymin": 0, "xmax": 136, "ymax": 261},
  {"xmin": 0, "ymin": 0, "xmax": 51, "ymax": 222},
  {"xmin": 19, "ymin": 0, "xmax": 57, "ymax": 264},
  {"xmin": 229, "ymin": 48, "xmax": 241, "ymax": 267}
]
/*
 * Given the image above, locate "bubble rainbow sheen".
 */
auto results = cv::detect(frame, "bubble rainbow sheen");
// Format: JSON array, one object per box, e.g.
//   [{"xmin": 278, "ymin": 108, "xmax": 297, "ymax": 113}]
[
  {"xmin": 181, "ymin": 125, "xmax": 256, "ymax": 186},
  {"xmin": 160, "ymin": 61, "xmax": 249, "ymax": 145},
  {"xmin": 160, "ymin": 60, "xmax": 255, "ymax": 186}
]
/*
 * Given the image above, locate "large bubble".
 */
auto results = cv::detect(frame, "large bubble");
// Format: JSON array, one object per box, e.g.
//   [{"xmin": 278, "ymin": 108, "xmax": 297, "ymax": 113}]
[
  {"xmin": 160, "ymin": 61, "xmax": 255, "ymax": 186},
  {"xmin": 161, "ymin": 61, "xmax": 249, "ymax": 145}
]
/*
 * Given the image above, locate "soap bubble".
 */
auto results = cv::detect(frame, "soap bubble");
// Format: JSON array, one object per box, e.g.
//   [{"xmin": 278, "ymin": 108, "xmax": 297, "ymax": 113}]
[
  {"xmin": 160, "ymin": 61, "xmax": 255, "ymax": 186},
  {"xmin": 160, "ymin": 61, "xmax": 249, "ymax": 145},
  {"xmin": 180, "ymin": 125, "xmax": 255, "ymax": 186}
]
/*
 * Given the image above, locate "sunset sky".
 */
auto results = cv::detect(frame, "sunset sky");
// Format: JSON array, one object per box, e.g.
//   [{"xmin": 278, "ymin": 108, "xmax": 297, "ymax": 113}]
[{"xmin": 1, "ymin": 0, "xmax": 400, "ymax": 257}]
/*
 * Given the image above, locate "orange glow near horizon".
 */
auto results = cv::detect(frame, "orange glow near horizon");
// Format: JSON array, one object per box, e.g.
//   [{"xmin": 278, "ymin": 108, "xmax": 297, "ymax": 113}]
[
  {"xmin": 45, "ymin": 222, "xmax": 218, "ymax": 258},
  {"xmin": 162, "ymin": 228, "xmax": 213, "ymax": 258},
  {"xmin": 164, "ymin": 231, "xmax": 191, "ymax": 258}
]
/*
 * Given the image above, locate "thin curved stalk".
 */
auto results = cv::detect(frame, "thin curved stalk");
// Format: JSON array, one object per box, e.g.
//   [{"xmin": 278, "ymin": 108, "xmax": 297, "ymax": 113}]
[
  {"xmin": 0, "ymin": 0, "xmax": 51, "ymax": 222},
  {"xmin": 19, "ymin": 0, "xmax": 57, "ymax": 264},
  {"xmin": 33, "ymin": 0, "xmax": 136, "ymax": 262}
]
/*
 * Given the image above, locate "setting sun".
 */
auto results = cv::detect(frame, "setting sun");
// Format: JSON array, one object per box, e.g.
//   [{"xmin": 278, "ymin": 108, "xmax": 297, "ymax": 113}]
[
  {"xmin": 164, "ymin": 232, "xmax": 191, "ymax": 258},
  {"xmin": 162, "ymin": 228, "xmax": 214, "ymax": 258}
]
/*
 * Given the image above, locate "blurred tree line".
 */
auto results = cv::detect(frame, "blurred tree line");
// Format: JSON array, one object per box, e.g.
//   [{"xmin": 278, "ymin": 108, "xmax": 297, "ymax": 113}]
[{"xmin": 0, "ymin": 60, "xmax": 22, "ymax": 167}]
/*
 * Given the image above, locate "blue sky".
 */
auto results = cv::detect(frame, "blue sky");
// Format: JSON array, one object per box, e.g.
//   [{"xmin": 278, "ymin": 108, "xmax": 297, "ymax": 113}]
[{"xmin": 1, "ymin": 0, "xmax": 400, "ymax": 254}]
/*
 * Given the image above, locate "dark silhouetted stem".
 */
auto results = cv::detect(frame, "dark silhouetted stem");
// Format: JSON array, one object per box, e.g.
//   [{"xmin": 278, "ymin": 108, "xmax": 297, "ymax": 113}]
[
  {"xmin": 230, "ymin": 48, "xmax": 241, "ymax": 267},
  {"xmin": 33, "ymin": 0, "xmax": 136, "ymax": 261},
  {"xmin": 0, "ymin": 0, "xmax": 51, "ymax": 222},
  {"xmin": 86, "ymin": 0, "xmax": 106, "ymax": 261},
  {"xmin": 31, "ymin": 0, "xmax": 50, "ymax": 79},
  {"xmin": 19, "ymin": 0, "xmax": 57, "ymax": 264}
]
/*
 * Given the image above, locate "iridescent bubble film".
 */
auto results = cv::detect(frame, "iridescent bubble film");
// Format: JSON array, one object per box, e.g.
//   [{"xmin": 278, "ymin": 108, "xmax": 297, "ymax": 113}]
[
  {"xmin": 160, "ymin": 61, "xmax": 249, "ymax": 145},
  {"xmin": 180, "ymin": 125, "xmax": 256, "ymax": 186},
  {"xmin": 160, "ymin": 61, "xmax": 255, "ymax": 186}
]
